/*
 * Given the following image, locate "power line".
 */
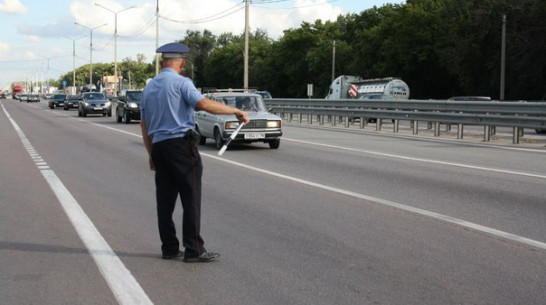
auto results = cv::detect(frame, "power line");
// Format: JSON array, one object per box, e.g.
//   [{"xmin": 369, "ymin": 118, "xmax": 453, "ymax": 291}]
[{"xmin": 161, "ymin": 2, "xmax": 245, "ymax": 24}]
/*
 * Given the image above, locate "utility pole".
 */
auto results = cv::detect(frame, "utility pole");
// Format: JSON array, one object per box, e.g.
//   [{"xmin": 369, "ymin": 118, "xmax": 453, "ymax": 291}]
[
  {"xmin": 500, "ymin": 14, "xmax": 506, "ymax": 100},
  {"xmin": 244, "ymin": 0, "xmax": 249, "ymax": 90},
  {"xmin": 331, "ymin": 40, "xmax": 336, "ymax": 82},
  {"xmin": 155, "ymin": 0, "xmax": 160, "ymax": 75}
]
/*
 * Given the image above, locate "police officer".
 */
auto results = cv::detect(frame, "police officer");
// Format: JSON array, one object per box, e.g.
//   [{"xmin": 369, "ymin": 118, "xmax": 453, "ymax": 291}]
[{"xmin": 140, "ymin": 42, "xmax": 249, "ymax": 262}]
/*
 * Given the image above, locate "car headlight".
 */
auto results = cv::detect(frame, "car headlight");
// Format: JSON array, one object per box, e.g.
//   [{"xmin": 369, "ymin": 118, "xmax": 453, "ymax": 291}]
[
  {"xmin": 267, "ymin": 120, "xmax": 281, "ymax": 128},
  {"xmin": 128, "ymin": 102, "xmax": 138, "ymax": 108},
  {"xmin": 84, "ymin": 102, "xmax": 90, "ymax": 106},
  {"xmin": 225, "ymin": 121, "xmax": 240, "ymax": 129},
  {"xmin": 105, "ymin": 101, "xmax": 111, "ymax": 107}
]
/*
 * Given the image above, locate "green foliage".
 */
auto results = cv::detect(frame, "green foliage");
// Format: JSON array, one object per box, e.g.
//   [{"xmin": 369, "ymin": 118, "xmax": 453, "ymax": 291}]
[{"xmin": 55, "ymin": 0, "xmax": 545, "ymax": 100}]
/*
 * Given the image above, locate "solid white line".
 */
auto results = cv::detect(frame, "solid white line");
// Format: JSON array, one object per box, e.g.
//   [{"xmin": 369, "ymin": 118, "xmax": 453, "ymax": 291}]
[
  {"xmin": 2, "ymin": 103, "xmax": 154, "ymax": 305},
  {"xmin": 43, "ymin": 111, "xmax": 546, "ymax": 250},
  {"xmin": 204, "ymin": 154, "xmax": 546, "ymax": 251},
  {"xmin": 283, "ymin": 137, "xmax": 546, "ymax": 180}
]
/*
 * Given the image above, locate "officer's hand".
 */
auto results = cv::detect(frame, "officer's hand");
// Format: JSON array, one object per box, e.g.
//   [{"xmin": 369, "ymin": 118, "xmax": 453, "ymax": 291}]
[
  {"xmin": 236, "ymin": 110, "xmax": 250, "ymax": 124},
  {"xmin": 148, "ymin": 157, "xmax": 155, "ymax": 171}
]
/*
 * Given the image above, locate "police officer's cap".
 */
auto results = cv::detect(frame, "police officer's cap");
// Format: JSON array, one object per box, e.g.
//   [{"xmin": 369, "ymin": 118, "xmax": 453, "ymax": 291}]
[{"xmin": 156, "ymin": 42, "xmax": 190, "ymax": 59}]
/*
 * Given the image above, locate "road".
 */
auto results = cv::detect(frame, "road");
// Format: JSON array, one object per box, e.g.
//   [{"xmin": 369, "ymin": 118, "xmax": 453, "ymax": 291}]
[{"xmin": 1, "ymin": 99, "xmax": 545, "ymax": 305}]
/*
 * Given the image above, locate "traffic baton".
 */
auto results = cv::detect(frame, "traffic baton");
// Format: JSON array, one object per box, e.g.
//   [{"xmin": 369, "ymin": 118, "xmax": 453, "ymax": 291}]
[{"xmin": 217, "ymin": 122, "xmax": 245, "ymax": 156}]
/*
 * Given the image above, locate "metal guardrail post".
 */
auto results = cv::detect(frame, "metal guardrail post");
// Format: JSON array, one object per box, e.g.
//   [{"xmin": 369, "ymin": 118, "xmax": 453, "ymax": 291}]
[
  {"xmin": 434, "ymin": 121, "xmax": 440, "ymax": 137},
  {"xmin": 345, "ymin": 117, "xmax": 350, "ymax": 128},
  {"xmin": 457, "ymin": 124, "xmax": 464, "ymax": 139},
  {"xmin": 413, "ymin": 120, "xmax": 419, "ymax": 134},
  {"xmin": 308, "ymin": 114, "xmax": 312, "ymax": 124},
  {"xmin": 298, "ymin": 113, "xmax": 302, "ymax": 124},
  {"xmin": 512, "ymin": 127, "xmax": 520, "ymax": 144},
  {"xmin": 320, "ymin": 115, "xmax": 325, "ymax": 125},
  {"xmin": 360, "ymin": 117, "xmax": 366, "ymax": 129},
  {"xmin": 483, "ymin": 125, "xmax": 491, "ymax": 142}
]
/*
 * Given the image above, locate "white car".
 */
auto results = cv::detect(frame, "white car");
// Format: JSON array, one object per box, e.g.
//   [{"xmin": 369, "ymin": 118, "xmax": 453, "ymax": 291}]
[{"xmin": 195, "ymin": 91, "xmax": 282, "ymax": 150}]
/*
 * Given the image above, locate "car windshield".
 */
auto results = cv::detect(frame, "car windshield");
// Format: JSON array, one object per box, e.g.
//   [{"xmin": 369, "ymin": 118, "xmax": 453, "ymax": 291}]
[
  {"xmin": 126, "ymin": 91, "xmax": 142, "ymax": 103},
  {"xmin": 85, "ymin": 93, "xmax": 106, "ymax": 100},
  {"xmin": 218, "ymin": 96, "xmax": 266, "ymax": 112},
  {"xmin": 67, "ymin": 95, "xmax": 79, "ymax": 100}
]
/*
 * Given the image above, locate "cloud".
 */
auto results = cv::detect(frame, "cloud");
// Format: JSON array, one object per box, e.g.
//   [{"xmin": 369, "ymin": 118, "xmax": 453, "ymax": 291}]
[
  {"xmin": 0, "ymin": 41, "xmax": 9, "ymax": 52},
  {"xmin": 0, "ymin": 0, "xmax": 28, "ymax": 14},
  {"xmin": 24, "ymin": 35, "xmax": 42, "ymax": 43}
]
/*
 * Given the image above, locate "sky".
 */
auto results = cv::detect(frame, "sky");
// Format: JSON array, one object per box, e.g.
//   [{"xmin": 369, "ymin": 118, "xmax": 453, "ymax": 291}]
[{"xmin": 0, "ymin": 0, "xmax": 403, "ymax": 90}]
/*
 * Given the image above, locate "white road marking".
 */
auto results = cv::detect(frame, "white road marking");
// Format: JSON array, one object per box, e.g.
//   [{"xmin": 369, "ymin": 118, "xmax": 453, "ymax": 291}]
[
  {"xmin": 204, "ymin": 154, "xmax": 546, "ymax": 251},
  {"xmin": 2, "ymin": 104, "xmax": 154, "ymax": 305},
  {"xmin": 283, "ymin": 137, "xmax": 546, "ymax": 180},
  {"xmin": 30, "ymin": 110, "xmax": 546, "ymax": 251}
]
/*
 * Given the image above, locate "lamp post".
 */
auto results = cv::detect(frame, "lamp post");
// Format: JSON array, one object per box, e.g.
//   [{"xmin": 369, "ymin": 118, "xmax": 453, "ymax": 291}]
[
  {"xmin": 95, "ymin": 2, "xmax": 136, "ymax": 95},
  {"xmin": 63, "ymin": 35, "xmax": 86, "ymax": 94},
  {"xmin": 75, "ymin": 22, "xmax": 107, "ymax": 88}
]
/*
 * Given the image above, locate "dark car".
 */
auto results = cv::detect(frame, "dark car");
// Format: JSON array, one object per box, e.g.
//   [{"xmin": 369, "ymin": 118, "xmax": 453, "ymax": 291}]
[
  {"xmin": 49, "ymin": 94, "xmax": 67, "ymax": 109},
  {"xmin": 28, "ymin": 94, "xmax": 40, "ymax": 103},
  {"xmin": 63, "ymin": 95, "xmax": 81, "ymax": 110},
  {"xmin": 78, "ymin": 92, "xmax": 112, "ymax": 117},
  {"xmin": 116, "ymin": 90, "xmax": 142, "ymax": 124},
  {"xmin": 18, "ymin": 94, "xmax": 29, "ymax": 102},
  {"xmin": 0, "ymin": 92, "xmax": 6, "ymax": 99}
]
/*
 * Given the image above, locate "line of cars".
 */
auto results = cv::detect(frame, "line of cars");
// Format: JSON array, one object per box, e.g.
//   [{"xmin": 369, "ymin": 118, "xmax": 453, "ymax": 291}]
[{"xmin": 41, "ymin": 88, "xmax": 283, "ymax": 150}]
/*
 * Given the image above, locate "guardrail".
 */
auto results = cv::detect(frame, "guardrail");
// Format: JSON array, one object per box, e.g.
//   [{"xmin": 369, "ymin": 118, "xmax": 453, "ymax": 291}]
[{"xmin": 265, "ymin": 98, "xmax": 546, "ymax": 144}]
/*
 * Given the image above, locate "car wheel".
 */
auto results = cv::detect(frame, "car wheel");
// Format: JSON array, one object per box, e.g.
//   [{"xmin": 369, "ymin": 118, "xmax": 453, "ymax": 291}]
[
  {"xmin": 78, "ymin": 108, "xmax": 82, "ymax": 117},
  {"xmin": 82, "ymin": 109, "xmax": 87, "ymax": 117},
  {"xmin": 268, "ymin": 139, "xmax": 281, "ymax": 149},
  {"xmin": 116, "ymin": 110, "xmax": 122, "ymax": 123},
  {"xmin": 108, "ymin": 110, "xmax": 112, "ymax": 117},
  {"xmin": 214, "ymin": 128, "xmax": 225, "ymax": 150},
  {"xmin": 124, "ymin": 111, "xmax": 131, "ymax": 124}
]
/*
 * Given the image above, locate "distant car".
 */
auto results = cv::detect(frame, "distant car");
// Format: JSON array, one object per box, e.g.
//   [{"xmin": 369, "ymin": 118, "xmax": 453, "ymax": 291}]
[
  {"xmin": 49, "ymin": 94, "xmax": 67, "ymax": 109},
  {"xmin": 78, "ymin": 92, "xmax": 112, "ymax": 117},
  {"xmin": 63, "ymin": 95, "xmax": 81, "ymax": 110},
  {"xmin": 116, "ymin": 90, "xmax": 142, "ymax": 124},
  {"xmin": 195, "ymin": 91, "xmax": 282, "ymax": 149},
  {"xmin": 27, "ymin": 94, "xmax": 40, "ymax": 103},
  {"xmin": 255, "ymin": 90, "xmax": 272, "ymax": 99},
  {"xmin": 448, "ymin": 96, "xmax": 492, "ymax": 101},
  {"xmin": 18, "ymin": 94, "xmax": 29, "ymax": 102},
  {"xmin": 0, "ymin": 92, "xmax": 6, "ymax": 99}
]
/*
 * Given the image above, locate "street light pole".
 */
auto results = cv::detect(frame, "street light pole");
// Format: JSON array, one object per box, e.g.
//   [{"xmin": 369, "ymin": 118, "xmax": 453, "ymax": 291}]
[
  {"xmin": 63, "ymin": 35, "xmax": 86, "ymax": 94},
  {"xmin": 95, "ymin": 3, "xmax": 136, "ymax": 94},
  {"xmin": 75, "ymin": 22, "xmax": 107, "ymax": 88}
]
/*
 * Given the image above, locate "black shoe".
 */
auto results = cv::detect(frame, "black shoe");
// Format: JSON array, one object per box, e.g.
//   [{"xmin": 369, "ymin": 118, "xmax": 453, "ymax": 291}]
[
  {"xmin": 162, "ymin": 250, "xmax": 184, "ymax": 260},
  {"xmin": 183, "ymin": 252, "xmax": 220, "ymax": 263}
]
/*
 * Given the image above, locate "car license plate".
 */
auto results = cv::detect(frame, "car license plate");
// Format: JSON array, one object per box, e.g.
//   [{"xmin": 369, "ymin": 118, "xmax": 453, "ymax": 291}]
[
  {"xmin": 244, "ymin": 132, "xmax": 265, "ymax": 139},
  {"xmin": 94, "ymin": 107, "xmax": 103, "ymax": 110}
]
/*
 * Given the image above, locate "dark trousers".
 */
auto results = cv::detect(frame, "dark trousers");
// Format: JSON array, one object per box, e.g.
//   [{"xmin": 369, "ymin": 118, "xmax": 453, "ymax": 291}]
[{"xmin": 151, "ymin": 137, "xmax": 205, "ymax": 258}]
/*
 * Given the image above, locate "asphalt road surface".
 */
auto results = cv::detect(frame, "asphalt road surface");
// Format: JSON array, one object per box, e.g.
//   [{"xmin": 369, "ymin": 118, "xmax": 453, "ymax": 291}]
[{"xmin": 1, "ymin": 99, "xmax": 545, "ymax": 305}]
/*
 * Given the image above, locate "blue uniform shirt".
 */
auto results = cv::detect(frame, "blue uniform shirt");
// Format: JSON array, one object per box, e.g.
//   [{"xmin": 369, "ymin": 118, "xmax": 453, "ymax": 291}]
[{"xmin": 141, "ymin": 68, "xmax": 204, "ymax": 143}]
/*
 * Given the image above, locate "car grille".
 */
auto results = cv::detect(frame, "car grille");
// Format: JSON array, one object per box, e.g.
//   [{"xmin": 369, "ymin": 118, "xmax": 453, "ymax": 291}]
[{"xmin": 243, "ymin": 120, "xmax": 268, "ymax": 129}]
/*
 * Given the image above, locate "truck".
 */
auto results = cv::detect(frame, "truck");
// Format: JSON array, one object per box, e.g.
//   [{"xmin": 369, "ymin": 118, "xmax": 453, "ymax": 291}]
[
  {"xmin": 12, "ymin": 84, "xmax": 24, "ymax": 99},
  {"xmin": 325, "ymin": 75, "xmax": 410, "ymax": 100}
]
